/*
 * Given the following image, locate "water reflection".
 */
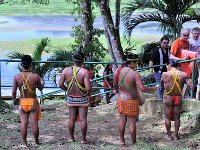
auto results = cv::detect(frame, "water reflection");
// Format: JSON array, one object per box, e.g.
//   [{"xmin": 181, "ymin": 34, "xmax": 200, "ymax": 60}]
[{"xmin": 0, "ymin": 30, "xmax": 73, "ymax": 40}]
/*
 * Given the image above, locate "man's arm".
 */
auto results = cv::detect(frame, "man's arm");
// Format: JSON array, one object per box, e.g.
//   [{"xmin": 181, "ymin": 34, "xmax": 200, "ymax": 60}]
[
  {"xmin": 161, "ymin": 72, "xmax": 171, "ymax": 83},
  {"xmin": 113, "ymin": 69, "xmax": 119, "ymax": 93},
  {"xmin": 37, "ymin": 75, "xmax": 44, "ymax": 91},
  {"xmin": 103, "ymin": 71, "xmax": 111, "ymax": 88},
  {"xmin": 12, "ymin": 76, "xmax": 18, "ymax": 105},
  {"xmin": 135, "ymin": 72, "xmax": 156, "ymax": 93},
  {"xmin": 149, "ymin": 60, "xmax": 154, "ymax": 75},
  {"xmin": 59, "ymin": 70, "xmax": 67, "ymax": 91},
  {"xmin": 170, "ymin": 53, "xmax": 184, "ymax": 61},
  {"xmin": 84, "ymin": 71, "xmax": 92, "ymax": 96},
  {"xmin": 186, "ymin": 79, "xmax": 194, "ymax": 89}
]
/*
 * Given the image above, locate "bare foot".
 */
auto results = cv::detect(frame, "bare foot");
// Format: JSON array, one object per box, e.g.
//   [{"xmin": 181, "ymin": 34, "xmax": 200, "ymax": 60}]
[
  {"xmin": 81, "ymin": 140, "xmax": 88, "ymax": 144},
  {"xmin": 164, "ymin": 135, "xmax": 173, "ymax": 141},
  {"xmin": 68, "ymin": 139, "xmax": 75, "ymax": 142},
  {"xmin": 118, "ymin": 140, "xmax": 125, "ymax": 146},
  {"xmin": 35, "ymin": 140, "xmax": 41, "ymax": 145},
  {"xmin": 173, "ymin": 135, "xmax": 179, "ymax": 140},
  {"xmin": 21, "ymin": 141, "xmax": 30, "ymax": 148}
]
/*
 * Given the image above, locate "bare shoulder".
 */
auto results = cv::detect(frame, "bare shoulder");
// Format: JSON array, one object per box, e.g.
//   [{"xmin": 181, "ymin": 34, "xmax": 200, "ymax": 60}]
[
  {"xmin": 179, "ymin": 71, "xmax": 187, "ymax": 77},
  {"xmin": 179, "ymin": 71, "xmax": 188, "ymax": 79},
  {"xmin": 14, "ymin": 73, "xmax": 21, "ymax": 79},
  {"xmin": 62, "ymin": 66, "xmax": 71, "ymax": 73},
  {"xmin": 31, "ymin": 73, "xmax": 40, "ymax": 79},
  {"xmin": 81, "ymin": 68, "xmax": 89, "ymax": 74},
  {"xmin": 132, "ymin": 70, "xmax": 140, "ymax": 76},
  {"xmin": 162, "ymin": 71, "xmax": 171, "ymax": 82}
]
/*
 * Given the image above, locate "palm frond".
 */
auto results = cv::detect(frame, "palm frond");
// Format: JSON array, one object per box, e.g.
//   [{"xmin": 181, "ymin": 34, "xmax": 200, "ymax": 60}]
[
  {"xmin": 47, "ymin": 50, "xmax": 73, "ymax": 70},
  {"xmin": 33, "ymin": 38, "xmax": 50, "ymax": 61},
  {"xmin": 124, "ymin": 12, "xmax": 169, "ymax": 36},
  {"xmin": 122, "ymin": 0, "xmax": 200, "ymax": 40},
  {"xmin": 6, "ymin": 51, "xmax": 24, "ymax": 60}
]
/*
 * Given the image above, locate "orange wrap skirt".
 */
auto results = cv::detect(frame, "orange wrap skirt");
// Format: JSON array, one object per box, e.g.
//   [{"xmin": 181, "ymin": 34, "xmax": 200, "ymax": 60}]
[
  {"xmin": 117, "ymin": 97, "xmax": 139, "ymax": 117},
  {"xmin": 20, "ymin": 98, "xmax": 42, "ymax": 121}
]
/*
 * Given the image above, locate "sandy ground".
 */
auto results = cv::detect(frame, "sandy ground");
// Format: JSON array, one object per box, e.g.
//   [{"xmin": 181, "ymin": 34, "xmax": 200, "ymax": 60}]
[{"xmin": 0, "ymin": 100, "xmax": 200, "ymax": 150}]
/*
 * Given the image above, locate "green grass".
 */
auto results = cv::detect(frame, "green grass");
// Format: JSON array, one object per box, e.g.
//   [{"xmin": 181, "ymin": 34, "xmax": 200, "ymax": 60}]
[
  {"xmin": 0, "ymin": 0, "xmax": 133, "ymax": 16},
  {"xmin": 0, "ymin": 38, "xmax": 74, "ymax": 54},
  {"xmin": 0, "ymin": 0, "xmax": 74, "ymax": 16},
  {"xmin": 0, "ymin": 35, "xmax": 153, "ymax": 57},
  {"xmin": 0, "ymin": 0, "xmax": 199, "ymax": 16}
]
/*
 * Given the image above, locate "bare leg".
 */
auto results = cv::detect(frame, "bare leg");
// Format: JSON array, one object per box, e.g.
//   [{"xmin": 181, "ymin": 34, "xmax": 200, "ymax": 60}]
[
  {"xmin": 79, "ymin": 107, "xmax": 88, "ymax": 144},
  {"xmin": 109, "ymin": 92, "xmax": 116, "ymax": 102},
  {"xmin": 19, "ymin": 107, "xmax": 30, "ymax": 147},
  {"xmin": 106, "ymin": 93, "xmax": 111, "ymax": 104},
  {"xmin": 68, "ymin": 107, "xmax": 78, "ymax": 142},
  {"xmin": 30, "ymin": 104, "xmax": 40, "ymax": 145},
  {"xmin": 128, "ymin": 116, "xmax": 137, "ymax": 144},
  {"xmin": 173, "ymin": 106, "xmax": 181, "ymax": 140},
  {"xmin": 164, "ymin": 96, "xmax": 173, "ymax": 140},
  {"xmin": 165, "ymin": 117, "xmax": 173, "ymax": 140},
  {"xmin": 118, "ymin": 113, "xmax": 127, "ymax": 145}
]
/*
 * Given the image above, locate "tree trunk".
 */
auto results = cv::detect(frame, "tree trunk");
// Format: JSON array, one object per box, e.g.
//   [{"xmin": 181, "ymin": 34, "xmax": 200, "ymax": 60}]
[
  {"xmin": 80, "ymin": 0, "xmax": 93, "ymax": 51},
  {"xmin": 98, "ymin": 0, "xmax": 124, "ymax": 63}
]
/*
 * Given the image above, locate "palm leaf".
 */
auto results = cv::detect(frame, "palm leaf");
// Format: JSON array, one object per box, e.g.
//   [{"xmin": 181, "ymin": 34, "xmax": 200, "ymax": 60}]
[
  {"xmin": 33, "ymin": 38, "xmax": 49, "ymax": 61},
  {"xmin": 7, "ymin": 52, "xmax": 24, "ymax": 60},
  {"xmin": 122, "ymin": 0, "xmax": 200, "ymax": 41},
  {"xmin": 124, "ymin": 12, "xmax": 169, "ymax": 36},
  {"xmin": 45, "ymin": 50, "xmax": 73, "ymax": 76}
]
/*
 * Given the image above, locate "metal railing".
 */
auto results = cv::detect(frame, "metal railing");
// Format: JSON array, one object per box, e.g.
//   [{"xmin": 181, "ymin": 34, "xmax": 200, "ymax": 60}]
[{"xmin": 0, "ymin": 58, "xmax": 199, "ymax": 111}]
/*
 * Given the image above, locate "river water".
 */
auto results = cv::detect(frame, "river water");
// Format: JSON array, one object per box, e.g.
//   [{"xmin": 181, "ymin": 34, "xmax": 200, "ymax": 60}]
[{"xmin": 0, "ymin": 15, "xmax": 199, "ymax": 89}]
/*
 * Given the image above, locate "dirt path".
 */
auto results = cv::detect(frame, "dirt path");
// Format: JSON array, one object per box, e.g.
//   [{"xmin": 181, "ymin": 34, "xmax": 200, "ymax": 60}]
[{"xmin": 0, "ymin": 101, "xmax": 200, "ymax": 150}]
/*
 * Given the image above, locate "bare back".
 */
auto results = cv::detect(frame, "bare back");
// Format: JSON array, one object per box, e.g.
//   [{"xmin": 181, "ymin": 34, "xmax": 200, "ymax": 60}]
[
  {"xmin": 118, "ymin": 67, "xmax": 146, "ymax": 100},
  {"xmin": 13, "ymin": 72, "xmax": 43, "ymax": 99},
  {"xmin": 162, "ymin": 68, "xmax": 187, "ymax": 96},
  {"xmin": 59, "ymin": 66, "xmax": 91, "ymax": 96}
]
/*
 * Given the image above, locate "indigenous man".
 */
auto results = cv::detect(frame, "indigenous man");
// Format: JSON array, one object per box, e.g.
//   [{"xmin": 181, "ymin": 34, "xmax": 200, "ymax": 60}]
[
  {"xmin": 113, "ymin": 53, "xmax": 157, "ymax": 145},
  {"xmin": 59, "ymin": 51, "xmax": 92, "ymax": 144},
  {"xmin": 12, "ymin": 55, "xmax": 44, "ymax": 147},
  {"xmin": 162, "ymin": 59, "xmax": 193, "ymax": 140}
]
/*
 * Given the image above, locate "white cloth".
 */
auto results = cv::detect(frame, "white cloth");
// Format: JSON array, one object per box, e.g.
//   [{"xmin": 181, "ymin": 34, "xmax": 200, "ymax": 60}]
[{"xmin": 189, "ymin": 38, "xmax": 200, "ymax": 58}]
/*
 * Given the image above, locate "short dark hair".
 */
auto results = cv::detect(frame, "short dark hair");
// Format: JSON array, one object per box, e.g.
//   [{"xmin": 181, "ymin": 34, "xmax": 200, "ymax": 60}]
[
  {"xmin": 169, "ymin": 59, "xmax": 179, "ymax": 67},
  {"xmin": 126, "ymin": 53, "xmax": 138, "ymax": 65},
  {"xmin": 21, "ymin": 55, "xmax": 32, "ymax": 70},
  {"xmin": 192, "ymin": 27, "xmax": 200, "ymax": 32},
  {"xmin": 160, "ymin": 36, "xmax": 169, "ymax": 43},
  {"xmin": 73, "ymin": 51, "xmax": 84, "ymax": 65}
]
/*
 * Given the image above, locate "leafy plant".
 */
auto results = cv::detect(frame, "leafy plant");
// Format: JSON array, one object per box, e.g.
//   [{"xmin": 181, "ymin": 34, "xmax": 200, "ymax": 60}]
[{"xmin": 123, "ymin": 0, "xmax": 200, "ymax": 41}]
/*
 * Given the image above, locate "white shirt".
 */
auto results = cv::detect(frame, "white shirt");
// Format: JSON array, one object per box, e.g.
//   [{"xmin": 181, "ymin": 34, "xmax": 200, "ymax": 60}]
[{"xmin": 189, "ymin": 38, "xmax": 200, "ymax": 57}]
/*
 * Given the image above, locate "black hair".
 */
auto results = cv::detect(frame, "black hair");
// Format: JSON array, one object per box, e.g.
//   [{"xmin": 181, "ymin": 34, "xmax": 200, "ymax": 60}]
[
  {"xmin": 169, "ymin": 59, "xmax": 179, "ymax": 67},
  {"xmin": 160, "ymin": 36, "xmax": 169, "ymax": 43},
  {"xmin": 126, "ymin": 53, "xmax": 138, "ymax": 65},
  {"xmin": 21, "ymin": 55, "xmax": 32, "ymax": 70},
  {"xmin": 104, "ymin": 64, "xmax": 112, "ymax": 72},
  {"xmin": 73, "ymin": 51, "xmax": 84, "ymax": 65}
]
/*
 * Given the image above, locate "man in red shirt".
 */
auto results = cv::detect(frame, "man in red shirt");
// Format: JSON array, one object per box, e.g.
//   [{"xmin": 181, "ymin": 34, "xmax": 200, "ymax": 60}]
[{"xmin": 170, "ymin": 28, "xmax": 190, "ymax": 61}]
